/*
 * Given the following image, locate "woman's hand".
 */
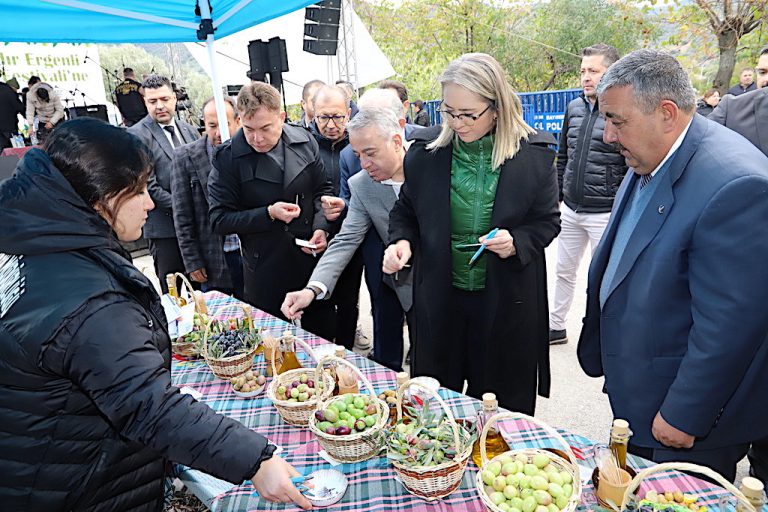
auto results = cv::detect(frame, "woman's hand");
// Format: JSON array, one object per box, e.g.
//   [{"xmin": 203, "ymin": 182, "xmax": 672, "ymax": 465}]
[
  {"xmin": 383, "ymin": 240, "xmax": 411, "ymax": 274},
  {"xmin": 251, "ymin": 456, "xmax": 312, "ymax": 509},
  {"xmin": 479, "ymin": 229, "xmax": 516, "ymax": 259}
]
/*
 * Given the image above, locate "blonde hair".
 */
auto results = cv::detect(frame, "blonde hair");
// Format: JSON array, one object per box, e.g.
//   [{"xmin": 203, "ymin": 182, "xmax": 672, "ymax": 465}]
[
  {"xmin": 428, "ymin": 53, "xmax": 534, "ymax": 169},
  {"xmin": 237, "ymin": 82, "xmax": 281, "ymax": 117}
]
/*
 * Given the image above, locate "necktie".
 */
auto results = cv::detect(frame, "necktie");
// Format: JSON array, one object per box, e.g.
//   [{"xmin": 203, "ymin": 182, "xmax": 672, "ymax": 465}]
[
  {"xmin": 163, "ymin": 125, "xmax": 181, "ymax": 148},
  {"xmin": 639, "ymin": 173, "xmax": 652, "ymax": 189}
]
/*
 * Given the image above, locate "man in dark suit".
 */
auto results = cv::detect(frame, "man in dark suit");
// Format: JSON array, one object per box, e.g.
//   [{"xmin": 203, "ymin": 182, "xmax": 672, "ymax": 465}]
[
  {"xmin": 709, "ymin": 44, "xmax": 768, "ymax": 486},
  {"xmin": 709, "ymin": 45, "xmax": 768, "ymax": 157},
  {"xmin": 171, "ymin": 96, "xmax": 243, "ymax": 298},
  {"xmin": 128, "ymin": 75, "xmax": 199, "ymax": 293},
  {"xmin": 578, "ymin": 49, "xmax": 768, "ymax": 481},
  {"xmin": 208, "ymin": 82, "xmax": 335, "ymax": 340},
  {"xmin": 0, "ymin": 77, "xmax": 23, "ymax": 149}
]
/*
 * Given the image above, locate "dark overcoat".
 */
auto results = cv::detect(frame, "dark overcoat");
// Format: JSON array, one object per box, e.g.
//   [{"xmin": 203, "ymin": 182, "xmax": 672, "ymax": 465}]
[{"xmin": 389, "ymin": 129, "xmax": 560, "ymax": 413}]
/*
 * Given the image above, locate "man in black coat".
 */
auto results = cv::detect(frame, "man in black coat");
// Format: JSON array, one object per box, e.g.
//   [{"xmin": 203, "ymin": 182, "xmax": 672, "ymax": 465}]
[
  {"xmin": 171, "ymin": 96, "xmax": 243, "ymax": 298},
  {"xmin": 726, "ymin": 67, "xmax": 757, "ymax": 96},
  {"xmin": 208, "ymin": 82, "xmax": 335, "ymax": 340},
  {"xmin": 114, "ymin": 67, "xmax": 148, "ymax": 127},
  {"xmin": 0, "ymin": 77, "xmax": 23, "ymax": 149},
  {"xmin": 128, "ymin": 74, "xmax": 199, "ymax": 293},
  {"xmin": 550, "ymin": 44, "xmax": 628, "ymax": 345}
]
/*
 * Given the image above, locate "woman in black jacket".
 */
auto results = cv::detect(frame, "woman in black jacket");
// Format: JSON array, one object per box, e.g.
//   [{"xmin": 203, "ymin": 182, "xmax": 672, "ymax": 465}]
[
  {"xmin": 383, "ymin": 54, "xmax": 560, "ymax": 414},
  {"xmin": 0, "ymin": 118, "xmax": 310, "ymax": 511}
]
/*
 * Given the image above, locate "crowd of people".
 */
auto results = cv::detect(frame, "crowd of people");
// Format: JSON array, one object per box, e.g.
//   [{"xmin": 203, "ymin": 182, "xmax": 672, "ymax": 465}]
[{"xmin": 0, "ymin": 43, "xmax": 767, "ymax": 510}]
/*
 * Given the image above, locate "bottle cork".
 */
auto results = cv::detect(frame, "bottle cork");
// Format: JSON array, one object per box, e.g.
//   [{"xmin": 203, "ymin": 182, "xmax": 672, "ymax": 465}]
[
  {"xmin": 612, "ymin": 419, "xmax": 630, "ymax": 435},
  {"xmin": 334, "ymin": 345, "xmax": 345, "ymax": 358},
  {"xmin": 396, "ymin": 372, "xmax": 409, "ymax": 387},
  {"xmin": 482, "ymin": 393, "xmax": 498, "ymax": 411}
]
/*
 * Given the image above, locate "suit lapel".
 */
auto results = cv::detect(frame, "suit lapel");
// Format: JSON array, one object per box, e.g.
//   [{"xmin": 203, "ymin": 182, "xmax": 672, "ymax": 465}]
[
  {"xmin": 284, "ymin": 141, "xmax": 310, "ymax": 189},
  {"xmin": 192, "ymin": 137, "xmax": 211, "ymax": 195},
  {"xmin": 755, "ymin": 90, "xmax": 768, "ymax": 156},
  {"xmin": 148, "ymin": 120, "xmax": 175, "ymax": 160}
]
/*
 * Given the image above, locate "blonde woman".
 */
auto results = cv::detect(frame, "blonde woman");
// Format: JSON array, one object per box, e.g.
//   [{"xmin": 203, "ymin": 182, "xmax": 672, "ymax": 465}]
[{"xmin": 383, "ymin": 53, "xmax": 560, "ymax": 414}]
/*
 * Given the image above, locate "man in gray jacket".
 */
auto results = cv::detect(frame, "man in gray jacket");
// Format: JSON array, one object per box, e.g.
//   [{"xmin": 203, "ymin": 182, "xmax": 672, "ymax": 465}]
[
  {"xmin": 128, "ymin": 75, "xmax": 199, "ymax": 292},
  {"xmin": 708, "ymin": 45, "xmax": 768, "ymax": 157},
  {"xmin": 280, "ymin": 106, "xmax": 412, "ymax": 371},
  {"xmin": 550, "ymin": 43, "xmax": 628, "ymax": 345}
]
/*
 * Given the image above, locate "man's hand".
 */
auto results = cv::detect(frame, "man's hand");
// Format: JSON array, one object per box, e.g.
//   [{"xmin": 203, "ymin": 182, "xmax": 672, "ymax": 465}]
[
  {"xmin": 301, "ymin": 230, "xmax": 327, "ymax": 255},
  {"xmin": 383, "ymin": 240, "xmax": 412, "ymax": 274},
  {"xmin": 281, "ymin": 289, "xmax": 315, "ymax": 320},
  {"xmin": 321, "ymin": 195, "xmax": 345, "ymax": 222},
  {"xmin": 480, "ymin": 229, "xmax": 516, "ymax": 259},
  {"xmin": 44, "ymin": 121, "xmax": 54, "ymax": 130},
  {"xmin": 269, "ymin": 202, "xmax": 301, "ymax": 223},
  {"xmin": 190, "ymin": 268, "xmax": 208, "ymax": 283},
  {"xmin": 251, "ymin": 456, "xmax": 312, "ymax": 509},
  {"xmin": 652, "ymin": 411, "xmax": 695, "ymax": 449}
]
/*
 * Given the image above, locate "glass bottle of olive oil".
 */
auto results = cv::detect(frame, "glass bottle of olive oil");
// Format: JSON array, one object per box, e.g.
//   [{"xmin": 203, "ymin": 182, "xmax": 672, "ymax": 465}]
[
  {"xmin": 472, "ymin": 393, "xmax": 510, "ymax": 467},
  {"xmin": 277, "ymin": 330, "xmax": 302, "ymax": 373},
  {"xmin": 609, "ymin": 419, "xmax": 631, "ymax": 470}
]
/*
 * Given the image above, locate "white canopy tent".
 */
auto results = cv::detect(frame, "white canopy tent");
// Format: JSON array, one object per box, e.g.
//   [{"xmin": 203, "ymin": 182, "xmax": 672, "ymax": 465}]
[{"xmin": 184, "ymin": 7, "xmax": 396, "ymax": 105}]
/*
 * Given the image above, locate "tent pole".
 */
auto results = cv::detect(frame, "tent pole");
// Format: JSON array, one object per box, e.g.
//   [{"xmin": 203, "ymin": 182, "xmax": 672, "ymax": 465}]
[{"xmin": 199, "ymin": 1, "xmax": 231, "ymax": 143}]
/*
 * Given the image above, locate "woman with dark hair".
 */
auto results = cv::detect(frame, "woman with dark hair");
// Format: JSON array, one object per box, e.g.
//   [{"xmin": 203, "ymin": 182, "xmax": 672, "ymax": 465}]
[
  {"xmin": 696, "ymin": 88, "xmax": 720, "ymax": 117},
  {"xmin": 0, "ymin": 118, "xmax": 311, "ymax": 511}
]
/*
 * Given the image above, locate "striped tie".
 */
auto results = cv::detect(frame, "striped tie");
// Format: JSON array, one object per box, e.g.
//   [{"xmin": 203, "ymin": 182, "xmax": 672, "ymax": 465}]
[{"xmin": 639, "ymin": 173, "xmax": 653, "ymax": 189}]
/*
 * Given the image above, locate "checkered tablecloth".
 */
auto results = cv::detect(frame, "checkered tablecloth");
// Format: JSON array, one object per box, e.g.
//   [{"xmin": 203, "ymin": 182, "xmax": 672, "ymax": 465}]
[{"xmin": 171, "ymin": 292, "xmax": 762, "ymax": 512}]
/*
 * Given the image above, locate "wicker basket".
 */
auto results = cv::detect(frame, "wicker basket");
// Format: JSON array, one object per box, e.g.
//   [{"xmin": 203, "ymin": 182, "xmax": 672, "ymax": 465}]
[
  {"xmin": 621, "ymin": 462, "xmax": 756, "ymax": 512},
  {"xmin": 476, "ymin": 412, "xmax": 582, "ymax": 512},
  {"xmin": 308, "ymin": 355, "xmax": 389, "ymax": 463},
  {"xmin": 389, "ymin": 378, "xmax": 474, "ymax": 501},
  {"xmin": 169, "ymin": 273, "xmax": 205, "ymax": 358},
  {"xmin": 265, "ymin": 337, "xmax": 334, "ymax": 426},
  {"xmin": 201, "ymin": 303, "xmax": 260, "ymax": 379}
]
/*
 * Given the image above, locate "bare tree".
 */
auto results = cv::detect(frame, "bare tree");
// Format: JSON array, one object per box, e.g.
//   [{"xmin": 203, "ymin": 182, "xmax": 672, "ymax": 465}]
[{"xmin": 695, "ymin": 0, "xmax": 767, "ymax": 91}]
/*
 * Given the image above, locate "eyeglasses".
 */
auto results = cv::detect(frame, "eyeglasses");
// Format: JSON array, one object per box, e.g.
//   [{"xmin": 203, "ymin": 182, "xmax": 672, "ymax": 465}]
[
  {"xmin": 437, "ymin": 103, "xmax": 493, "ymax": 126},
  {"xmin": 316, "ymin": 115, "xmax": 347, "ymax": 126}
]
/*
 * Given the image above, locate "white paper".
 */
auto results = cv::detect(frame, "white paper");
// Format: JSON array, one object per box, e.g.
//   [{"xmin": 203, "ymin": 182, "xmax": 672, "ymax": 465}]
[
  {"xmin": 180, "ymin": 386, "xmax": 203, "ymax": 401},
  {"xmin": 295, "ymin": 239, "xmax": 318, "ymax": 249}
]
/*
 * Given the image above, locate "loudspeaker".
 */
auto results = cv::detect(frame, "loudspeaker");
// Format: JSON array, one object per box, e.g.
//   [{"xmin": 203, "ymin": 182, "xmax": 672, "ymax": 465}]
[
  {"xmin": 247, "ymin": 40, "xmax": 268, "ymax": 81},
  {"xmin": 225, "ymin": 85, "xmax": 243, "ymax": 96},
  {"xmin": 67, "ymin": 105, "xmax": 108, "ymax": 122},
  {"xmin": 303, "ymin": 0, "xmax": 341, "ymax": 56},
  {"xmin": 267, "ymin": 37, "xmax": 289, "ymax": 73}
]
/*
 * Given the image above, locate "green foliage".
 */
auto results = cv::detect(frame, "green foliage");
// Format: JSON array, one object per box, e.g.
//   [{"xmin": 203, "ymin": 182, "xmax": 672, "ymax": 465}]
[{"xmin": 356, "ymin": 0, "xmax": 656, "ymax": 99}]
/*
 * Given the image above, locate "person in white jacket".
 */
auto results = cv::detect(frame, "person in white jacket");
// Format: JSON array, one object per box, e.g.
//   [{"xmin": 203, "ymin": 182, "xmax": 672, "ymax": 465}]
[{"xmin": 26, "ymin": 75, "xmax": 64, "ymax": 143}]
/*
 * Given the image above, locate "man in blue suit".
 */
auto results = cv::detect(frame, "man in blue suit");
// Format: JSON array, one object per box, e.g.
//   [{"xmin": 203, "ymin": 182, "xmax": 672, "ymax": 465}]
[{"xmin": 578, "ymin": 49, "xmax": 768, "ymax": 480}]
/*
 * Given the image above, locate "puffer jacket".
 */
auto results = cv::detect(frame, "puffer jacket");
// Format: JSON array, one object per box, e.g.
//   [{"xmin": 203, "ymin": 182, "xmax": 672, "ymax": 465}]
[
  {"xmin": 0, "ymin": 149, "xmax": 270, "ymax": 511},
  {"xmin": 556, "ymin": 95, "xmax": 628, "ymax": 213},
  {"xmin": 25, "ymin": 82, "xmax": 65, "ymax": 127}
]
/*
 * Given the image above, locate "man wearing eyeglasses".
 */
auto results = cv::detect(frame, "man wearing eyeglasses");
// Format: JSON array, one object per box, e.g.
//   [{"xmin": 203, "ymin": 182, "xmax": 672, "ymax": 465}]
[{"xmin": 307, "ymin": 85, "xmax": 363, "ymax": 351}]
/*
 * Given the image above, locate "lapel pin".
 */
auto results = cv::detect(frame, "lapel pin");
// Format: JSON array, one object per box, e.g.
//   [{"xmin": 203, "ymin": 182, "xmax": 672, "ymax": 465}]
[{"xmin": 658, "ymin": 205, "xmax": 665, "ymax": 214}]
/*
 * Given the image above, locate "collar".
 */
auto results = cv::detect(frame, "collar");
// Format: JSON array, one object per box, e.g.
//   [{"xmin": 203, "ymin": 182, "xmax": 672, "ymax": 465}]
[
  {"xmin": 649, "ymin": 117, "xmax": 693, "ymax": 178},
  {"xmin": 157, "ymin": 117, "xmax": 178, "ymax": 129}
]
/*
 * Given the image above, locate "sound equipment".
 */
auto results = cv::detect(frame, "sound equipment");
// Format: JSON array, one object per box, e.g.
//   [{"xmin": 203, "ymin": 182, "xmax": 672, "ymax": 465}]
[
  {"xmin": 225, "ymin": 85, "xmax": 243, "ymax": 96},
  {"xmin": 67, "ymin": 104, "xmax": 108, "ymax": 122},
  {"xmin": 303, "ymin": 0, "xmax": 341, "ymax": 56},
  {"xmin": 247, "ymin": 37, "xmax": 288, "ymax": 84}
]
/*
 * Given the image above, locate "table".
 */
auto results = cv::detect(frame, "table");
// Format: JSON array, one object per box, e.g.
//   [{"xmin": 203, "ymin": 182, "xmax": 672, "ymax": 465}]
[
  {"xmin": 1, "ymin": 145, "xmax": 35, "ymax": 158},
  {"xmin": 172, "ymin": 292, "xmax": 759, "ymax": 512}
]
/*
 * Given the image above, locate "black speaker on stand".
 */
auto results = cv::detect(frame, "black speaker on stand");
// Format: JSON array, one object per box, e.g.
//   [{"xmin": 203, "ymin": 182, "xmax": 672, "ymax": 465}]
[
  {"xmin": 247, "ymin": 37, "xmax": 290, "ymax": 112},
  {"xmin": 67, "ymin": 105, "xmax": 108, "ymax": 122},
  {"xmin": 303, "ymin": 0, "xmax": 341, "ymax": 56}
]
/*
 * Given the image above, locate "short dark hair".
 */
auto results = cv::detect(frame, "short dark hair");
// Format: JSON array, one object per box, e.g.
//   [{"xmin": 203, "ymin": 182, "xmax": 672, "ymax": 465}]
[
  {"xmin": 123, "ymin": 67, "xmax": 134, "ymax": 75},
  {"xmin": 703, "ymin": 88, "xmax": 718, "ymax": 99},
  {"xmin": 43, "ymin": 118, "xmax": 152, "ymax": 224},
  {"xmin": 302, "ymin": 79, "xmax": 325, "ymax": 101},
  {"xmin": 378, "ymin": 79, "xmax": 408, "ymax": 102},
  {"xmin": 142, "ymin": 74, "xmax": 172, "ymax": 90},
  {"xmin": 761, "ymin": 45, "xmax": 768, "ymax": 57},
  {"xmin": 413, "ymin": 99, "xmax": 424, "ymax": 109},
  {"xmin": 28, "ymin": 75, "xmax": 41, "ymax": 87},
  {"xmin": 582, "ymin": 44, "xmax": 620, "ymax": 67},
  {"xmin": 201, "ymin": 96, "xmax": 238, "ymax": 116},
  {"xmin": 237, "ymin": 81, "xmax": 281, "ymax": 116}
]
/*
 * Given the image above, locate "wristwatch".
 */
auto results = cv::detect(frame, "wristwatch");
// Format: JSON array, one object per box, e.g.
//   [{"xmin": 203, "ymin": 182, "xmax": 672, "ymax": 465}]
[{"xmin": 304, "ymin": 285, "xmax": 321, "ymax": 299}]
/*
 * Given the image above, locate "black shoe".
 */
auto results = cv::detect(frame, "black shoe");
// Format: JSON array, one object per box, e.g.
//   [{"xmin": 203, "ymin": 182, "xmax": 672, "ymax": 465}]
[{"xmin": 549, "ymin": 329, "xmax": 568, "ymax": 345}]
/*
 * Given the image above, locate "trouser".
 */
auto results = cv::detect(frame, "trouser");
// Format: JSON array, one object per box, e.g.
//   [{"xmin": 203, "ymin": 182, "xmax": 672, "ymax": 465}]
[
  {"xmin": 748, "ymin": 437, "xmax": 768, "ymax": 486},
  {"xmin": 1, "ymin": 132, "xmax": 12, "ymax": 149},
  {"xmin": 329, "ymin": 249, "xmax": 363, "ymax": 349},
  {"xmin": 628, "ymin": 442, "xmax": 750, "ymax": 483},
  {"xmin": 362, "ymin": 230, "xmax": 407, "ymax": 372},
  {"xmin": 147, "ymin": 237, "xmax": 186, "ymax": 294},
  {"xmin": 550, "ymin": 204, "xmax": 610, "ymax": 330}
]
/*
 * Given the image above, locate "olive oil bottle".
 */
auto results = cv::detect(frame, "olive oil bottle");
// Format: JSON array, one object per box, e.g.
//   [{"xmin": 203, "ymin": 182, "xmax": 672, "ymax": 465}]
[
  {"xmin": 609, "ymin": 419, "xmax": 631, "ymax": 470},
  {"xmin": 471, "ymin": 393, "xmax": 510, "ymax": 467},
  {"xmin": 277, "ymin": 330, "xmax": 302, "ymax": 373}
]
